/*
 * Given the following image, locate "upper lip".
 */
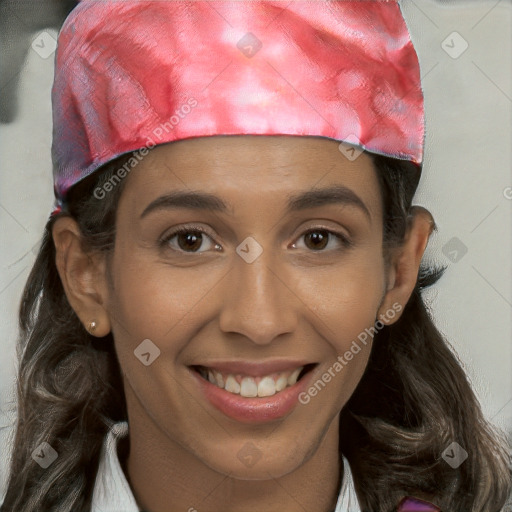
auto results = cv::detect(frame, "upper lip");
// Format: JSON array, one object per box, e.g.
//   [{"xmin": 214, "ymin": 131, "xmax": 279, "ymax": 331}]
[{"xmin": 190, "ymin": 359, "xmax": 317, "ymax": 377}]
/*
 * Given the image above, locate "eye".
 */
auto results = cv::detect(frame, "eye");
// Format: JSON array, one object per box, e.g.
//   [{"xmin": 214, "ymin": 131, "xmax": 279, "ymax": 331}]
[
  {"xmin": 159, "ymin": 226, "xmax": 221, "ymax": 254},
  {"xmin": 291, "ymin": 228, "xmax": 352, "ymax": 252},
  {"xmin": 159, "ymin": 225, "xmax": 352, "ymax": 255}
]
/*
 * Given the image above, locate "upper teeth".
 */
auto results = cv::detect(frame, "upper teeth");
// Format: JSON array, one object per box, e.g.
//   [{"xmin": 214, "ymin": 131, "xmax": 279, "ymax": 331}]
[{"xmin": 200, "ymin": 367, "xmax": 304, "ymax": 397}]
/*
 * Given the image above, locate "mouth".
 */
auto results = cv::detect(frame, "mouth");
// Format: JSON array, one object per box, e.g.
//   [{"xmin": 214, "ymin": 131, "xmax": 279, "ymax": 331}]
[{"xmin": 190, "ymin": 363, "xmax": 317, "ymax": 398}]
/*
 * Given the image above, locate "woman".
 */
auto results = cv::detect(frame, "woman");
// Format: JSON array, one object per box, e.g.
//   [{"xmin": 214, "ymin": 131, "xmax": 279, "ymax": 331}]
[{"xmin": 1, "ymin": 1, "xmax": 510, "ymax": 511}]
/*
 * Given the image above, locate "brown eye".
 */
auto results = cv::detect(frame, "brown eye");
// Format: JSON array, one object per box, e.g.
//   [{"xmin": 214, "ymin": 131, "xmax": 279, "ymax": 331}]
[
  {"xmin": 160, "ymin": 226, "xmax": 220, "ymax": 254},
  {"xmin": 304, "ymin": 230, "xmax": 330, "ymax": 251},
  {"xmin": 292, "ymin": 228, "xmax": 352, "ymax": 253},
  {"xmin": 175, "ymin": 231, "xmax": 204, "ymax": 252}
]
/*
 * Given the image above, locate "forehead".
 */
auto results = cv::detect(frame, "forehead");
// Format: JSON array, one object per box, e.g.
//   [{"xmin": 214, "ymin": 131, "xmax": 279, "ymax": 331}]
[{"xmin": 119, "ymin": 135, "xmax": 383, "ymax": 218}]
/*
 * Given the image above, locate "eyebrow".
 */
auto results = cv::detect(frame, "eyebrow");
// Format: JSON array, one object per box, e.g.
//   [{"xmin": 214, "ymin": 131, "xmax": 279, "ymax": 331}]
[{"xmin": 140, "ymin": 184, "xmax": 371, "ymax": 221}]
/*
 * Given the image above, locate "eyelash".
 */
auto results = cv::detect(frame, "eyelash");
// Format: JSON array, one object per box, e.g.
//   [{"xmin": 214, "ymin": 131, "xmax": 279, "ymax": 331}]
[{"xmin": 159, "ymin": 224, "xmax": 353, "ymax": 254}]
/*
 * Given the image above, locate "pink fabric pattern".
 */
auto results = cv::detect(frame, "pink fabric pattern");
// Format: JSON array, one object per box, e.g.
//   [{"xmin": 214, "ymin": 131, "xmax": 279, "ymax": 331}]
[
  {"xmin": 397, "ymin": 496, "xmax": 442, "ymax": 512},
  {"xmin": 51, "ymin": 0, "xmax": 424, "ymax": 211}
]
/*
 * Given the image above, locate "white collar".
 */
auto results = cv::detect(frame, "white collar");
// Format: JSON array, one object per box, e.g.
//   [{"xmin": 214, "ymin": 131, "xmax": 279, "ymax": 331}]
[{"xmin": 92, "ymin": 422, "xmax": 362, "ymax": 512}]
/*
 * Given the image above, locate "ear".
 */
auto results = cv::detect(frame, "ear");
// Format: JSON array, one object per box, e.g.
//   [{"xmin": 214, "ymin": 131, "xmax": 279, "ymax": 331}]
[
  {"xmin": 377, "ymin": 206, "xmax": 434, "ymax": 325},
  {"xmin": 52, "ymin": 216, "xmax": 112, "ymax": 337}
]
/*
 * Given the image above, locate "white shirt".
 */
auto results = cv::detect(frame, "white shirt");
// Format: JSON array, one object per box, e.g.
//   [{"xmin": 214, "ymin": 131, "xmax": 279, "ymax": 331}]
[{"xmin": 92, "ymin": 422, "xmax": 362, "ymax": 512}]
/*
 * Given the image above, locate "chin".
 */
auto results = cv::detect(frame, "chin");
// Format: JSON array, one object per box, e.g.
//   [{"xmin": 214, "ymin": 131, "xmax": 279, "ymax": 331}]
[{"xmin": 193, "ymin": 436, "xmax": 317, "ymax": 481}]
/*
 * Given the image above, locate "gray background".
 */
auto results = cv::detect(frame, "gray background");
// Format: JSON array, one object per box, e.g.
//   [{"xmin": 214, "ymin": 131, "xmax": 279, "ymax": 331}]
[{"xmin": 1, "ymin": 0, "xmax": 511, "ymax": 501}]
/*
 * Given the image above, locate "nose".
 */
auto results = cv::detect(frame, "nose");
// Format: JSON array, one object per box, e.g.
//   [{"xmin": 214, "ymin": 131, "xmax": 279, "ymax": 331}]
[{"xmin": 218, "ymin": 248, "xmax": 298, "ymax": 346}]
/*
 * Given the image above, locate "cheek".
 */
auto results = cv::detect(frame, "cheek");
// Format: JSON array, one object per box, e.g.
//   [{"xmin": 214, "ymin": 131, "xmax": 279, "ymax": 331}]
[
  {"xmin": 292, "ymin": 253, "xmax": 385, "ymax": 412},
  {"xmin": 106, "ymin": 245, "xmax": 227, "ymax": 361},
  {"xmin": 116, "ymin": 270, "xmax": 198, "ymax": 331},
  {"xmin": 296, "ymin": 249, "xmax": 387, "ymax": 343}
]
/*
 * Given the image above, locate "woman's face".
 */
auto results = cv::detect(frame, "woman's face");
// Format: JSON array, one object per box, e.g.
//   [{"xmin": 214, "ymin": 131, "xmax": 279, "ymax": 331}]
[{"xmin": 106, "ymin": 135, "xmax": 391, "ymax": 479}]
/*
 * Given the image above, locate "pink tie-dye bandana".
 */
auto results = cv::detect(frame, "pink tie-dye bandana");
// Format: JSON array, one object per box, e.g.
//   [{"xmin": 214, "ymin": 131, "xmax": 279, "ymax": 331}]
[{"xmin": 51, "ymin": 0, "xmax": 424, "ymax": 213}]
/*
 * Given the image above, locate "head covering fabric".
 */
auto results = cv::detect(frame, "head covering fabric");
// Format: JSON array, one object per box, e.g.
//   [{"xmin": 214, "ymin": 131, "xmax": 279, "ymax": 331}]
[{"xmin": 51, "ymin": 0, "xmax": 424, "ymax": 213}]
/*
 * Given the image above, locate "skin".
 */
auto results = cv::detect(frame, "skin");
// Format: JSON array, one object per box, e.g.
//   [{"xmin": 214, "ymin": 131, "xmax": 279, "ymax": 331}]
[{"xmin": 53, "ymin": 135, "xmax": 433, "ymax": 512}]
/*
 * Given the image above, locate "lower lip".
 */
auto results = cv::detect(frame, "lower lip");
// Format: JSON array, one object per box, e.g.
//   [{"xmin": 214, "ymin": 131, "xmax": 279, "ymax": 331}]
[{"xmin": 190, "ymin": 367, "xmax": 315, "ymax": 424}]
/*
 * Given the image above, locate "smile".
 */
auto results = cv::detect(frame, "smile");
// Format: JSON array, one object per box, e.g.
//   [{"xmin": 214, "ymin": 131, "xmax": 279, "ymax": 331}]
[
  {"xmin": 195, "ymin": 365, "xmax": 313, "ymax": 398},
  {"xmin": 189, "ymin": 361, "xmax": 317, "ymax": 423}
]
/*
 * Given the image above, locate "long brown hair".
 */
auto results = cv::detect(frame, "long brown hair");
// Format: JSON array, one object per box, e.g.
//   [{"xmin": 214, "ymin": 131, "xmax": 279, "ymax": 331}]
[{"xmin": 1, "ymin": 152, "xmax": 510, "ymax": 511}]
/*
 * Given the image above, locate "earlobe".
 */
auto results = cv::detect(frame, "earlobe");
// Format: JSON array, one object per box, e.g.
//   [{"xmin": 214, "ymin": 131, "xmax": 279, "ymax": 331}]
[
  {"xmin": 52, "ymin": 216, "xmax": 112, "ymax": 337},
  {"xmin": 378, "ymin": 206, "xmax": 434, "ymax": 325}
]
